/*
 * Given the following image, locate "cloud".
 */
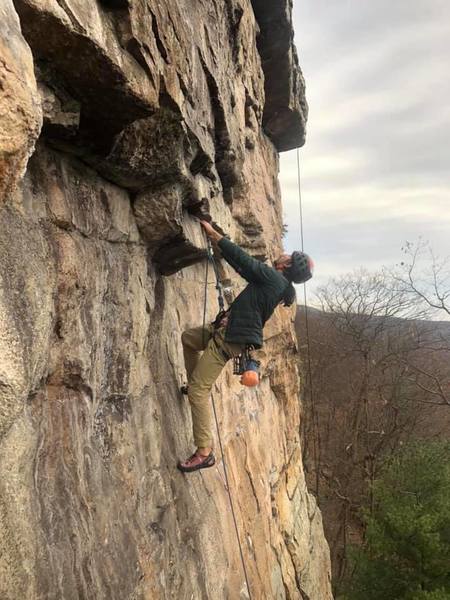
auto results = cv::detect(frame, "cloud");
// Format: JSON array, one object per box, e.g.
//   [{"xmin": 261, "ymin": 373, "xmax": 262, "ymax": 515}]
[{"xmin": 280, "ymin": 1, "xmax": 450, "ymax": 297}]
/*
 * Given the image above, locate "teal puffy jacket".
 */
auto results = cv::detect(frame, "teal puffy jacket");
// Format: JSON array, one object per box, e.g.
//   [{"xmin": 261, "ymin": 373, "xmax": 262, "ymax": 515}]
[{"xmin": 218, "ymin": 237, "xmax": 290, "ymax": 349}]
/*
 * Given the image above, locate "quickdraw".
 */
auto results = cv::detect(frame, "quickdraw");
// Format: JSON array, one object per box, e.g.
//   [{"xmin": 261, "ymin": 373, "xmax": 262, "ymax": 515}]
[{"xmin": 205, "ymin": 236, "xmax": 225, "ymax": 313}]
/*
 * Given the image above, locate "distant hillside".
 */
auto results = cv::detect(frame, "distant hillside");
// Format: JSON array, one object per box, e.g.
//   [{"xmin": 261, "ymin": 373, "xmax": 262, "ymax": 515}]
[{"xmin": 295, "ymin": 305, "xmax": 450, "ymax": 593}]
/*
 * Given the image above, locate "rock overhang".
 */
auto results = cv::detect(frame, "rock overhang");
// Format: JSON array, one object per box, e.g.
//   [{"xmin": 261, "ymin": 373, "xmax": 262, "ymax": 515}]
[{"xmin": 10, "ymin": 0, "xmax": 308, "ymax": 275}]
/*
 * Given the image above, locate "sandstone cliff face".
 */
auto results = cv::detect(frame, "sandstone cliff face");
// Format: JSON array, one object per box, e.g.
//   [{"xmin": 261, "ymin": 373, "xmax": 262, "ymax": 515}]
[{"xmin": 0, "ymin": 1, "xmax": 331, "ymax": 598}]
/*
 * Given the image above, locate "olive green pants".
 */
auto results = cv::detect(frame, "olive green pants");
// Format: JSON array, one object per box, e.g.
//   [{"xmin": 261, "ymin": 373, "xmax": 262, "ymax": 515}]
[{"xmin": 181, "ymin": 325, "xmax": 244, "ymax": 448}]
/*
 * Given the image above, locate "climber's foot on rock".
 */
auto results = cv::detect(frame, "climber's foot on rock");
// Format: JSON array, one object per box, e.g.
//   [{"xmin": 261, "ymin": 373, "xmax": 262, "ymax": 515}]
[
  {"xmin": 180, "ymin": 384, "xmax": 189, "ymax": 396},
  {"xmin": 177, "ymin": 450, "xmax": 215, "ymax": 473}
]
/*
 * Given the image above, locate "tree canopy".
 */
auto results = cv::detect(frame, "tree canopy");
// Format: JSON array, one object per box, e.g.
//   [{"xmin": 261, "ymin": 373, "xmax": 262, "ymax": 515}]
[{"xmin": 344, "ymin": 441, "xmax": 450, "ymax": 600}]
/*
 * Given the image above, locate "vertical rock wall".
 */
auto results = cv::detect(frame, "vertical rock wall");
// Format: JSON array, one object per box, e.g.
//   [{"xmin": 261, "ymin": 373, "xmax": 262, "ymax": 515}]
[{"xmin": 0, "ymin": 0, "xmax": 332, "ymax": 598}]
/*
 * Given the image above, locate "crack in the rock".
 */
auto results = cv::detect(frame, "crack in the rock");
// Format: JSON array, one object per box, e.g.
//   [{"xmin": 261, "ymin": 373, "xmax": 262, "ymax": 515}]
[
  {"xmin": 54, "ymin": 0, "xmax": 86, "ymax": 35},
  {"xmin": 243, "ymin": 440, "xmax": 261, "ymax": 513},
  {"xmin": 197, "ymin": 49, "xmax": 237, "ymax": 203},
  {"xmin": 150, "ymin": 11, "xmax": 169, "ymax": 65},
  {"xmin": 49, "ymin": 219, "xmax": 143, "ymax": 247}
]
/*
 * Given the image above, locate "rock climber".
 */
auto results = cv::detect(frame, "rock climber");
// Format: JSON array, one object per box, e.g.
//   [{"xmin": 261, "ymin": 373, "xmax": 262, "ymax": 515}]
[{"xmin": 178, "ymin": 220, "xmax": 314, "ymax": 472}]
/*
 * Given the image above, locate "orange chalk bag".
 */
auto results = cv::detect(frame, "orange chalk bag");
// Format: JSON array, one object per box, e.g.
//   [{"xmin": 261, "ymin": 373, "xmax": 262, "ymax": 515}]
[{"xmin": 233, "ymin": 346, "xmax": 261, "ymax": 387}]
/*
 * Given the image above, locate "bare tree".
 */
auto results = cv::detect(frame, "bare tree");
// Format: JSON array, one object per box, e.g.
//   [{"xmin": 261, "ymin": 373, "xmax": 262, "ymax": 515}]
[
  {"xmin": 392, "ymin": 240, "xmax": 450, "ymax": 406},
  {"xmin": 395, "ymin": 239, "xmax": 450, "ymax": 318},
  {"xmin": 296, "ymin": 266, "xmax": 450, "ymax": 592}
]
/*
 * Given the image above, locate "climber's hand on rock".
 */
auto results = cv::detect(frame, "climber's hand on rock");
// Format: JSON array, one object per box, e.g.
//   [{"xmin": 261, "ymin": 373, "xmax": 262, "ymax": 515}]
[
  {"xmin": 199, "ymin": 220, "xmax": 215, "ymax": 236},
  {"xmin": 200, "ymin": 220, "xmax": 223, "ymax": 243}
]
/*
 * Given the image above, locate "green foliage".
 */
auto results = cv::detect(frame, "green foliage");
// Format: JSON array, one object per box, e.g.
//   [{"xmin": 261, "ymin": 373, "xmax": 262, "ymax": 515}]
[{"xmin": 343, "ymin": 441, "xmax": 450, "ymax": 600}]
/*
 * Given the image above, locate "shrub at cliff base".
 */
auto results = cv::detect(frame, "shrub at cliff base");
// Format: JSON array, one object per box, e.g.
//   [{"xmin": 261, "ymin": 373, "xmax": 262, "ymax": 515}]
[{"xmin": 342, "ymin": 441, "xmax": 450, "ymax": 600}]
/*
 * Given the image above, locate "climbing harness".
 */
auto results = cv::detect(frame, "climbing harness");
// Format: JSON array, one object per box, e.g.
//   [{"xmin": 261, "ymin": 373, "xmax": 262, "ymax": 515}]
[{"xmin": 200, "ymin": 230, "xmax": 253, "ymax": 600}]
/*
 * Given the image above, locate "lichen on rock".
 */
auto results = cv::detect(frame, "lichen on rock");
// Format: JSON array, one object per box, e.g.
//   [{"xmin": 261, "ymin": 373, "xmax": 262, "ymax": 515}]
[{"xmin": 0, "ymin": 1, "xmax": 332, "ymax": 598}]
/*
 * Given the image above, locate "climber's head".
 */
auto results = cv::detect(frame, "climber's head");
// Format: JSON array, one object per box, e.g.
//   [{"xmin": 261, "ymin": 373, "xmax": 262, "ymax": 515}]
[{"xmin": 274, "ymin": 251, "xmax": 314, "ymax": 284}]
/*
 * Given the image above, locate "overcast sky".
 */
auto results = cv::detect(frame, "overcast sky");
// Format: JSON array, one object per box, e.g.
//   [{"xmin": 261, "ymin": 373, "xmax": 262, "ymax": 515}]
[{"xmin": 279, "ymin": 0, "xmax": 450, "ymax": 299}]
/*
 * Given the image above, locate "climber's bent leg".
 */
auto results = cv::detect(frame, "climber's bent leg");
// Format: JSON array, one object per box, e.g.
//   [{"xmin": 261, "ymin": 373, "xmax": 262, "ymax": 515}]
[
  {"xmin": 178, "ymin": 331, "xmax": 244, "ymax": 472},
  {"xmin": 187, "ymin": 330, "xmax": 244, "ymax": 449},
  {"xmin": 187, "ymin": 336, "xmax": 227, "ymax": 449},
  {"xmin": 181, "ymin": 325, "xmax": 212, "ymax": 382}
]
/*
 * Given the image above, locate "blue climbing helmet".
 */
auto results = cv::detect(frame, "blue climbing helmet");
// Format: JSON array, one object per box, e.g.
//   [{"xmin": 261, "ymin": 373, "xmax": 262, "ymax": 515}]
[{"xmin": 285, "ymin": 251, "xmax": 314, "ymax": 284}]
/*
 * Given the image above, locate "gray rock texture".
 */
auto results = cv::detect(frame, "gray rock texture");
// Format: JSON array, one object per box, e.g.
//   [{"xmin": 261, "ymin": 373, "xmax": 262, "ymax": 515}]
[
  {"xmin": 252, "ymin": 0, "xmax": 308, "ymax": 151},
  {"xmin": 0, "ymin": 1, "xmax": 331, "ymax": 598},
  {"xmin": 0, "ymin": 0, "xmax": 42, "ymax": 203}
]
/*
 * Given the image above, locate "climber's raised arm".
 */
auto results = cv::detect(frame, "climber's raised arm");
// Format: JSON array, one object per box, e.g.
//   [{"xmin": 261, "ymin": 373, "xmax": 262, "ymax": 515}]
[{"xmin": 199, "ymin": 220, "xmax": 275, "ymax": 284}]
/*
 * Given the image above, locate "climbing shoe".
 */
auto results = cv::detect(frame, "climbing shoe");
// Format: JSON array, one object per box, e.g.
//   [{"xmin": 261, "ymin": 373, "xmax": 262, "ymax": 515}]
[
  {"xmin": 180, "ymin": 385, "xmax": 189, "ymax": 396},
  {"xmin": 177, "ymin": 451, "xmax": 216, "ymax": 473}
]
